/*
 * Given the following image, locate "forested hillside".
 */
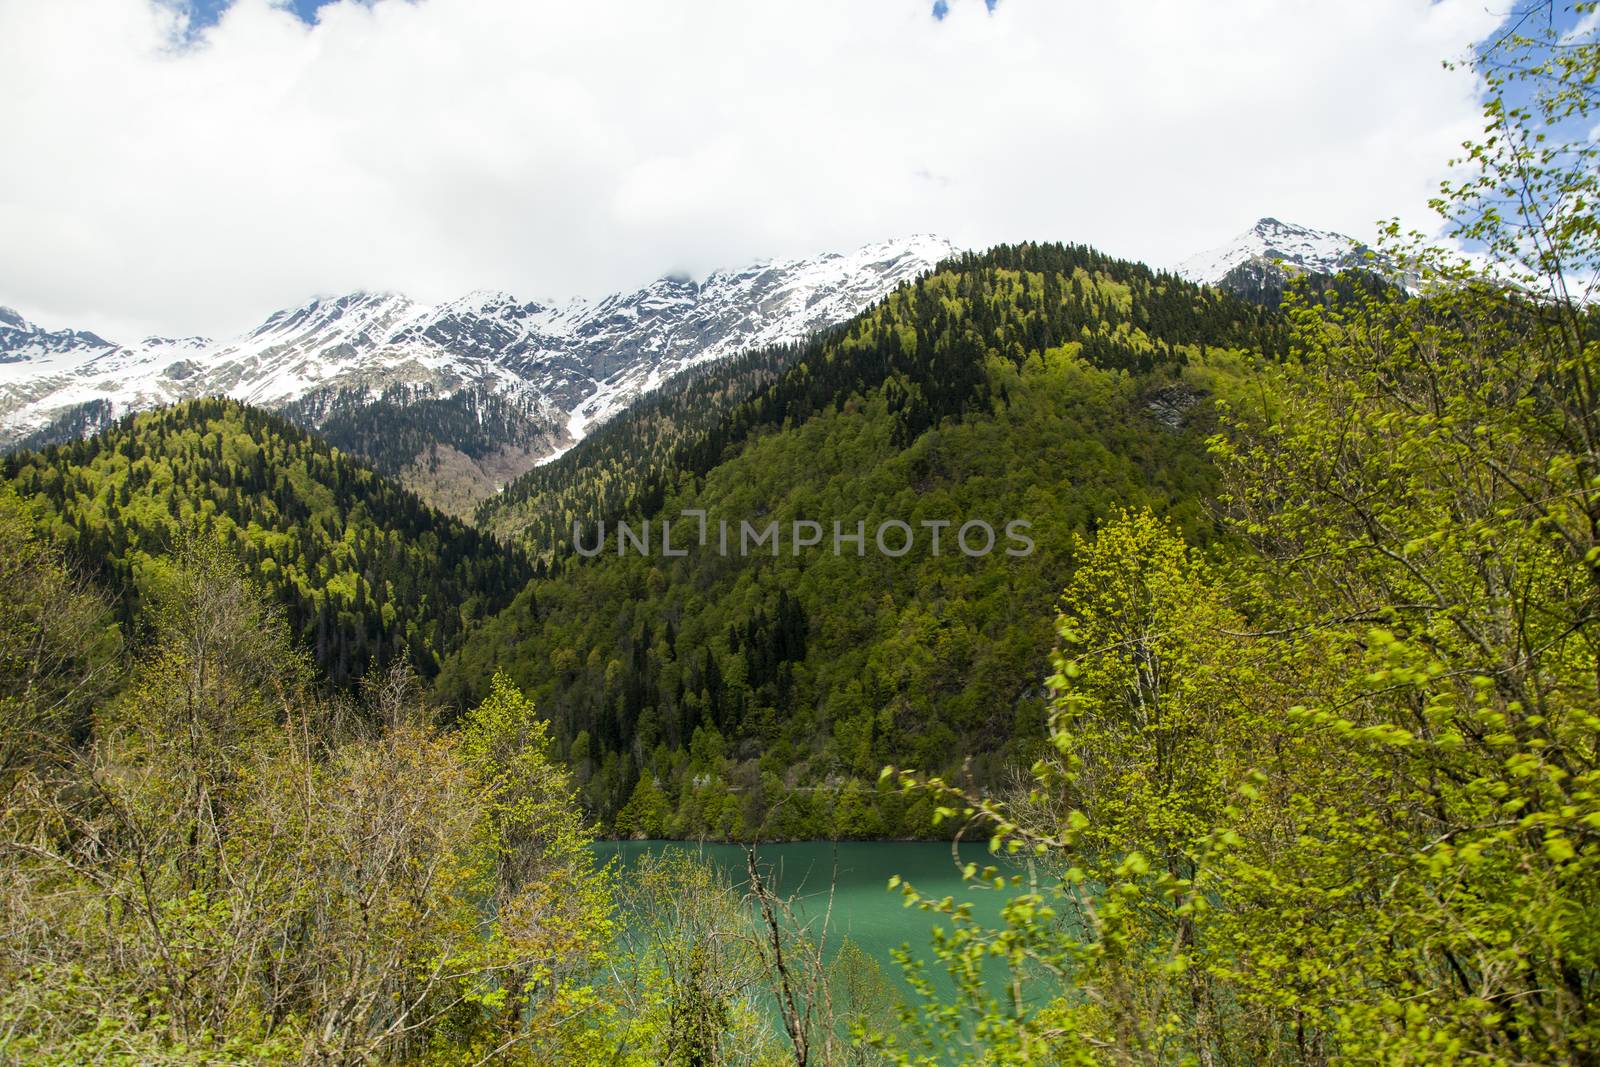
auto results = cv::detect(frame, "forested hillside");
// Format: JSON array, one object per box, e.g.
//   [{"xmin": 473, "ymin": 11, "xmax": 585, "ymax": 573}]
[
  {"xmin": 439, "ymin": 245, "xmax": 1279, "ymax": 837},
  {"xmin": 2, "ymin": 399, "xmax": 530, "ymax": 685},
  {"xmin": 482, "ymin": 245, "xmax": 1285, "ymax": 558},
  {"xmin": 478, "ymin": 340, "xmax": 809, "ymax": 551}
]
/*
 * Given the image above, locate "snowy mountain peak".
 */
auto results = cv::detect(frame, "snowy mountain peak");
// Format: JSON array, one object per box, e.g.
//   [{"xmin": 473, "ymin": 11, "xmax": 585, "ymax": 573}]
[
  {"xmin": 0, "ymin": 306, "xmax": 117, "ymax": 367},
  {"xmin": 452, "ymin": 289, "xmax": 537, "ymax": 313},
  {"xmin": 140, "ymin": 335, "xmax": 212, "ymax": 350},
  {"xmin": 852, "ymin": 232, "xmax": 958, "ymax": 263},
  {"xmin": 0, "ymin": 235, "xmax": 958, "ymax": 466},
  {"xmin": 1175, "ymin": 217, "xmax": 1374, "ymax": 289},
  {"xmin": 249, "ymin": 290, "xmax": 416, "ymax": 342}
]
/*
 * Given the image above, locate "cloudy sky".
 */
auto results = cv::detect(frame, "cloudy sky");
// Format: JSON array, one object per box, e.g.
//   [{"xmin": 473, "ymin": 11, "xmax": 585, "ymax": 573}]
[{"xmin": 2, "ymin": 0, "xmax": 1506, "ymax": 340}]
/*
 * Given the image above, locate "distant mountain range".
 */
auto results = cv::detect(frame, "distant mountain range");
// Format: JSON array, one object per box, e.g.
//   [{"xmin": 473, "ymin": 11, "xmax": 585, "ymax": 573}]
[
  {"xmin": 0, "ymin": 221, "xmax": 1379, "ymax": 507},
  {"xmin": 0, "ymin": 235, "xmax": 957, "ymax": 504}
]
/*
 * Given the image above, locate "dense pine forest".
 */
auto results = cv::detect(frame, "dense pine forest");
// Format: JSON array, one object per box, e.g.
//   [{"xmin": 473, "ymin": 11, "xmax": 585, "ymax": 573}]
[
  {"xmin": 0, "ymin": 10, "xmax": 1595, "ymax": 1065},
  {"xmin": 479, "ymin": 339, "xmax": 814, "ymax": 549},
  {"xmin": 441, "ymin": 246, "xmax": 1274, "ymax": 837},
  {"xmin": 1, "ymin": 399, "xmax": 531, "ymax": 686}
]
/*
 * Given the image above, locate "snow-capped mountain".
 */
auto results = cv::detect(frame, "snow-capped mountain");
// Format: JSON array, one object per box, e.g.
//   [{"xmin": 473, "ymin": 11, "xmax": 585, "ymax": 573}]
[
  {"xmin": 0, "ymin": 290, "xmax": 549, "ymax": 450},
  {"xmin": 0, "ymin": 306, "xmax": 121, "ymax": 364},
  {"xmin": 0, "ymin": 236, "xmax": 958, "ymax": 473},
  {"xmin": 1176, "ymin": 218, "xmax": 1378, "ymax": 301}
]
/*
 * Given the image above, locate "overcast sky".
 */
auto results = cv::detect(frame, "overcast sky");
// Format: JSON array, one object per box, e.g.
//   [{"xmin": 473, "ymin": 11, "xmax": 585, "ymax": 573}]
[{"xmin": 1, "ymin": 0, "xmax": 1506, "ymax": 340}]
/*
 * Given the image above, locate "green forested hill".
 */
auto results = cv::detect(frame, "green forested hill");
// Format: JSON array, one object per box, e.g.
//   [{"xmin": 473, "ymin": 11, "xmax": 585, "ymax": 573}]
[
  {"xmin": 437, "ymin": 244, "xmax": 1276, "ymax": 838},
  {"xmin": 2, "ymin": 398, "xmax": 531, "ymax": 686},
  {"xmin": 477, "ymin": 243, "xmax": 1285, "ymax": 557},
  {"xmin": 477, "ymin": 340, "xmax": 807, "ymax": 550}
]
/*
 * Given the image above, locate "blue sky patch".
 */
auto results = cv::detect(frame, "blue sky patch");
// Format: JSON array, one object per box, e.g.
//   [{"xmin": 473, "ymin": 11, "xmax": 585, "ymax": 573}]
[
  {"xmin": 933, "ymin": 0, "xmax": 999, "ymax": 21},
  {"xmin": 182, "ymin": 0, "xmax": 334, "ymax": 31}
]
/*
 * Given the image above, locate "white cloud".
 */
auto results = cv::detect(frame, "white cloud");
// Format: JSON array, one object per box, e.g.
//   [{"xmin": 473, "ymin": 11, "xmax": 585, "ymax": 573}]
[{"xmin": 0, "ymin": 0, "xmax": 1503, "ymax": 339}]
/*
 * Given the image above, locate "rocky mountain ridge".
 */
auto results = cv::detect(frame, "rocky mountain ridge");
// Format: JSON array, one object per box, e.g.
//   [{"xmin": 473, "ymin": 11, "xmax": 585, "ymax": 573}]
[{"xmin": 0, "ymin": 236, "xmax": 960, "ymax": 479}]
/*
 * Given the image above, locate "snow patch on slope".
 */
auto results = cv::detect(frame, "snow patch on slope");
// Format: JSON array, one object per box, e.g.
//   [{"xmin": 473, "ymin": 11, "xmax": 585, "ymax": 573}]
[{"xmin": 1175, "ymin": 217, "xmax": 1370, "ymax": 286}]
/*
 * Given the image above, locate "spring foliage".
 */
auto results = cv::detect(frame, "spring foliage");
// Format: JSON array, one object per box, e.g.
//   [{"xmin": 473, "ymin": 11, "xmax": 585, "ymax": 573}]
[
  {"xmin": 2, "ymin": 399, "xmax": 531, "ymax": 686},
  {"xmin": 882, "ymin": 9, "xmax": 1600, "ymax": 1062}
]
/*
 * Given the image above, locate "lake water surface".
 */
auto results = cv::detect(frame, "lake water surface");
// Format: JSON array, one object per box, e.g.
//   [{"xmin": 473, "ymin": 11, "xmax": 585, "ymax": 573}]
[{"xmin": 593, "ymin": 839, "xmax": 1022, "ymax": 999}]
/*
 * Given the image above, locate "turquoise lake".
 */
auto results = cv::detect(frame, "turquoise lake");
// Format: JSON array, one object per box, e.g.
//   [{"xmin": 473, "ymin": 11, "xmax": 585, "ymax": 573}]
[{"xmin": 592, "ymin": 839, "xmax": 1030, "ymax": 1002}]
